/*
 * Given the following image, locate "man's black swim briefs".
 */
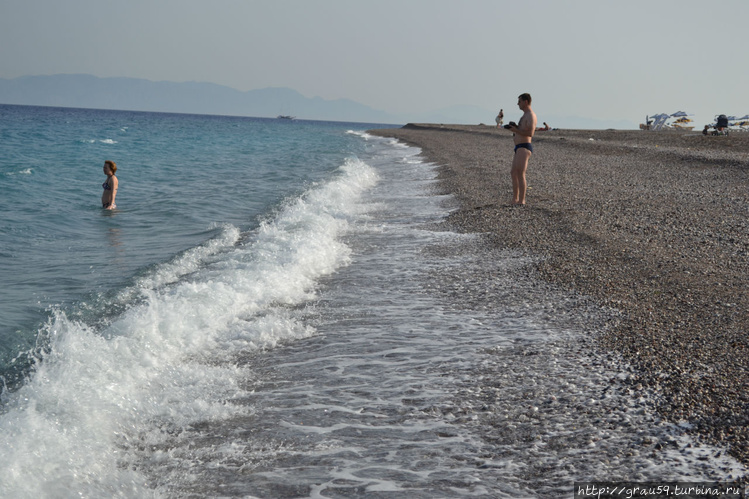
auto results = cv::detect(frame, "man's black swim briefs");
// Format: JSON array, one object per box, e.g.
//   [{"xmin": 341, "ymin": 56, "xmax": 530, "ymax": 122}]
[{"xmin": 514, "ymin": 143, "xmax": 533, "ymax": 153}]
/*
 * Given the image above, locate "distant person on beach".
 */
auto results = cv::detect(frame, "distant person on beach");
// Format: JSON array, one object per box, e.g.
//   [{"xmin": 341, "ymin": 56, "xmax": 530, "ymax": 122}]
[
  {"xmin": 536, "ymin": 122, "xmax": 550, "ymax": 131},
  {"xmin": 504, "ymin": 93, "xmax": 537, "ymax": 205},
  {"xmin": 495, "ymin": 109, "xmax": 504, "ymax": 128},
  {"xmin": 715, "ymin": 115, "xmax": 729, "ymax": 134},
  {"xmin": 101, "ymin": 160, "xmax": 118, "ymax": 210}
]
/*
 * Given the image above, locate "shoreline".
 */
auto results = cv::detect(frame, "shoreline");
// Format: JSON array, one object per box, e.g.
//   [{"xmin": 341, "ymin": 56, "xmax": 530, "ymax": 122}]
[{"xmin": 369, "ymin": 124, "xmax": 749, "ymax": 473}]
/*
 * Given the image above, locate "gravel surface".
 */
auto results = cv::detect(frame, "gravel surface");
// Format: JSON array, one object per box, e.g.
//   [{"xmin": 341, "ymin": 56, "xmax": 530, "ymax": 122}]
[{"xmin": 369, "ymin": 124, "xmax": 749, "ymax": 470}]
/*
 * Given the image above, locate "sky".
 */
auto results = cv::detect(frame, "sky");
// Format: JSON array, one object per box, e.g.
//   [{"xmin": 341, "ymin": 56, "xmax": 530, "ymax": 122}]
[{"xmin": 1, "ymin": 0, "xmax": 747, "ymax": 128}]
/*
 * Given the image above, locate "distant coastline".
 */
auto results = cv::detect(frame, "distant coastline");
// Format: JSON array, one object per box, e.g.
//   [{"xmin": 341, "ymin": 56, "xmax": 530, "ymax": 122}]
[
  {"xmin": 0, "ymin": 74, "xmax": 399, "ymax": 124},
  {"xmin": 0, "ymin": 74, "xmax": 637, "ymax": 129}
]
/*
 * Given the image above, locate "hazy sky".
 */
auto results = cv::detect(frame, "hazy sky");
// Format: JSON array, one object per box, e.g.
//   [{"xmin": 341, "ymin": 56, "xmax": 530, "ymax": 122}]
[{"xmin": 1, "ymin": 0, "xmax": 747, "ymax": 127}]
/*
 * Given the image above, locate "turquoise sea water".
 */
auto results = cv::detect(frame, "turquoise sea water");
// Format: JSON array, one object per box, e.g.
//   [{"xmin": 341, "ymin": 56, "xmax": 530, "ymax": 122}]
[
  {"xmin": 0, "ymin": 105, "xmax": 742, "ymax": 497},
  {"xmin": 0, "ymin": 105, "xmax": 374, "ymax": 379}
]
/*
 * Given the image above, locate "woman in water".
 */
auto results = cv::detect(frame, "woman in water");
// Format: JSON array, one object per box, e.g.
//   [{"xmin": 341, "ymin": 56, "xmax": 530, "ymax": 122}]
[{"xmin": 101, "ymin": 160, "xmax": 118, "ymax": 210}]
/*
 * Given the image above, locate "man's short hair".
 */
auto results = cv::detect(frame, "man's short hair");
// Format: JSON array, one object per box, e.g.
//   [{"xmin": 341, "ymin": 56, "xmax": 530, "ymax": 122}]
[{"xmin": 518, "ymin": 93, "xmax": 532, "ymax": 104}]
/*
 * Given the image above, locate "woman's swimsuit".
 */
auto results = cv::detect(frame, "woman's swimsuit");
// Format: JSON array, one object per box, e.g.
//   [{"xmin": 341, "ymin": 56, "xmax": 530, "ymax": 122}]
[
  {"xmin": 102, "ymin": 176, "xmax": 115, "ymax": 208},
  {"xmin": 514, "ymin": 143, "xmax": 533, "ymax": 153}
]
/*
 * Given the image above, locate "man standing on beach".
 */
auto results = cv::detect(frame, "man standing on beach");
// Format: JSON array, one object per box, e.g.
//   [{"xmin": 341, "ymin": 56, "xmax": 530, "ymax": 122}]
[{"xmin": 506, "ymin": 93, "xmax": 537, "ymax": 205}]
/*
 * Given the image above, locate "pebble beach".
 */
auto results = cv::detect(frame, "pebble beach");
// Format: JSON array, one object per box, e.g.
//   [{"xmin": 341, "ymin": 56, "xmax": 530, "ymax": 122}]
[{"xmin": 370, "ymin": 124, "xmax": 749, "ymax": 476}]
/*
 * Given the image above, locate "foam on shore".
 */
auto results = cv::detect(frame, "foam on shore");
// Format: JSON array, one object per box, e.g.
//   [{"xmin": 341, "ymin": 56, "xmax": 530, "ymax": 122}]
[{"xmin": 370, "ymin": 124, "xmax": 749, "ymax": 475}]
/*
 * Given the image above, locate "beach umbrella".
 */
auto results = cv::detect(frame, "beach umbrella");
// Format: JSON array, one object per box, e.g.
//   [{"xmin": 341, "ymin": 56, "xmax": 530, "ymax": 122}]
[{"xmin": 670, "ymin": 111, "xmax": 690, "ymax": 117}]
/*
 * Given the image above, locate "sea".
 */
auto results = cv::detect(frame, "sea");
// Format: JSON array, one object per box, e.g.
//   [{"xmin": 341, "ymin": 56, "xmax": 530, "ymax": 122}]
[{"xmin": 0, "ymin": 104, "xmax": 744, "ymax": 498}]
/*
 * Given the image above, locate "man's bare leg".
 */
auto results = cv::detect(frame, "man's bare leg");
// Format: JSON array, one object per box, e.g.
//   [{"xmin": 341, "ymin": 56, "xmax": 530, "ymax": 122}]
[{"xmin": 511, "ymin": 149, "xmax": 531, "ymax": 205}]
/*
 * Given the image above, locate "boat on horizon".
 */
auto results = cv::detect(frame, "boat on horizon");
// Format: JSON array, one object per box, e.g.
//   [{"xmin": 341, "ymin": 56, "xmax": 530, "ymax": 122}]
[{"xmin": 276, "ymin": 115, "xmax": 295, "ymax": 120}]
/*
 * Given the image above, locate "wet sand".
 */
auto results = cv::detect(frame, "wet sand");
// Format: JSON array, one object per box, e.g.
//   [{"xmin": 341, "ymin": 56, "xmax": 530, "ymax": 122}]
[{"xmin": 369, "ymin": 124, "xmax": 749, "ymax": 471}]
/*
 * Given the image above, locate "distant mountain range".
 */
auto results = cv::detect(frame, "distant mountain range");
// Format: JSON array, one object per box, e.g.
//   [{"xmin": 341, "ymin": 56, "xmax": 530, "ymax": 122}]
[
  {"xmin": 0, "ymin": 74, "xmax": 636, "ymax": 128},
  {"xmin": 0, "ymin": 74, "xmax": 493, "ymax": 125},
  {"xmin": 0, "ymin": 74, "xmax": 401, "ymax": 124}
]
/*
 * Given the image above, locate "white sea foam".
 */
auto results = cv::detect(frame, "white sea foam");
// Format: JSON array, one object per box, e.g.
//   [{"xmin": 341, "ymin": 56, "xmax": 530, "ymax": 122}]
[
  {"xmin": 0, "ymin": 156, "xmax": 379, "ymax": 497},
  {"xmin": 129, "ymin": 223, "xmax": 242, "ymax": 292},
  {"xmin": 3, "ymin": 168, "xmax": 32, "ymax": 176},
  {"xmin": 347, "ymin": 130, "xmax": 369, "ymax": 138}
]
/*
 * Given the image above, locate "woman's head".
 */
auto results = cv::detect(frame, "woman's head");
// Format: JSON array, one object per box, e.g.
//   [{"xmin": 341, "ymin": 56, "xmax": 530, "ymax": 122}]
[{"xmin": 104, "ymin": 160, "xmax": 117, "ymax": 174}]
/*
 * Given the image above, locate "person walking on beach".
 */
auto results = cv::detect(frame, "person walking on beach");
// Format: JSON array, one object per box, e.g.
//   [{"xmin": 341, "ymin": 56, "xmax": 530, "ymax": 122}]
[
  {"xmin": 505, "ymin": 93, "xmax": 536, "ymax": 205},
  {"xmin": 495, "ymin": 109, "xmax": 504, "ymax": 128},
  {"xmin": 101, "ymin": 160, "xmax": 118, "ymax": 210}
]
